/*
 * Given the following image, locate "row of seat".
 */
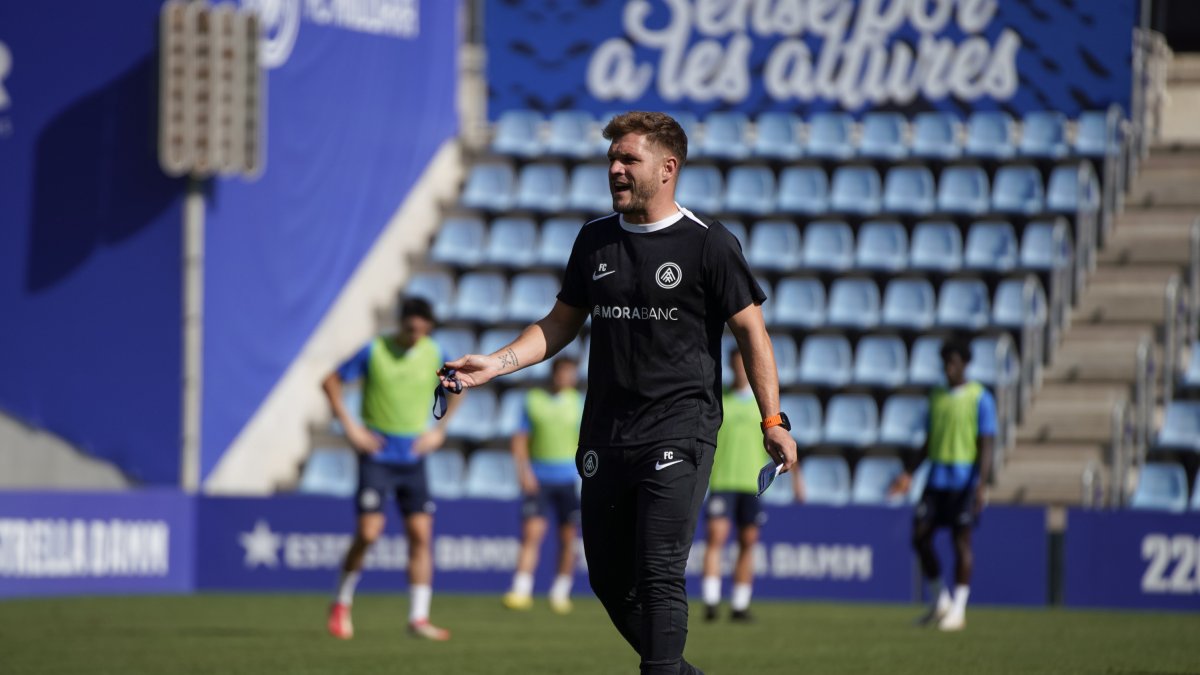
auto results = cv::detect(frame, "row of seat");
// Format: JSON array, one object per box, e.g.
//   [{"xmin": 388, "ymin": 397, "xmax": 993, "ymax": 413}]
[
  {"xmin": 1130, "ymin": 461, "xmax": 1200, "ymax": 513},
  {"xmin": 490, "ymin": 109, "xmax": 1119, "ymax": 164}
]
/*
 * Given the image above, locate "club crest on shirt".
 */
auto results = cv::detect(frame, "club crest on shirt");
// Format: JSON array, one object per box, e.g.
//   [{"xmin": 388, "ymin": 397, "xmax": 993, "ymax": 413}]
[
  {"xmin": 655, "ymin": 262, "xmax": 682, "ymax": 289},
  {"xmin": 582, "ymin": 450, "xmax": 599, "ymax": 478}
]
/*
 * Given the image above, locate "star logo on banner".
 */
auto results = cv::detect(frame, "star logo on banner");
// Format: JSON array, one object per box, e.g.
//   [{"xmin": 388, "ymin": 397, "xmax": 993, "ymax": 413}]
[{"xmin": 239, "ymin": 519, "xmax": 282, "ymax": 569}]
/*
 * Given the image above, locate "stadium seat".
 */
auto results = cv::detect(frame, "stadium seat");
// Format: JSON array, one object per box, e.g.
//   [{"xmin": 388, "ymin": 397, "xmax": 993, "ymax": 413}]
[
  {"xmin": 461, "ymin": 161, "xmax": 516, "ymax": 211},
  {"xmin": 1019, "ymin": 111, "xmax": 1069, "ymax": 159},
  {"xmin": 823, "ymin": 394, "xmax": 879, "ymax": 447},
  {"xmin": 965, "ymin": 110, "xmax": 1016, "ymax": 159},
  {"xmin": 881, "ymin": 278, "xmax": 936, "ymax": 331},
  {"xmin": 964, "ymin": 220, "xmax": 1019, "ymax": 272},
  {"xmin": 297, "ymin": 448, "xmax": 357, "ymax": 497},
  {"xmin": 882, "ymin": 166, "xmax": 935, "ymax": 216},
  {"xmin": 993, "ymin": 276, "xmax": 1047, "ymax": 330},
  {"xmin": 771, "ymin": 332, "xmax": 799, "ymax": 386},
  {"xmin": 756, "ymin": 277, "xmax": 775, "ymax": 325},
  {"xmin": 858, "ymin": 112, "xmax": 907, "ymax": 160},
  {"xmin": 545, "ymin": 110, "xmax": 596, "ymax": 159},
  {"xmin": 781, "ymin": 393, "xmax": 823, "ymax": 448},
  {"xmin": 909, "ymin": 335, "xmax": 945, "ymax": 387},
  {"xmin": 506, "ymin": 273, "xmax": 559, "ymax": 323},
  {"xmin": 759, "ymin": 470, "xmax": 797, "ymax": 505},
  {"xmin": 1179, "ymin": 343, "xmax": 1200, "ymax": 396},
  {"xmin": 853, "ymin": 334, "xmax": 908, "ymax": 388},
  {"xmin": 830, "ymin": 165, "xmax": 883, "ymax": 215},
  {"xmin": 568, "ymin": 163, "xmax": 613, "ymax": 214},
  {"xmin": 937, "ymin": 278, "xmax": 991, "ymax": 329},
  {"xmin": 431, "ymin": 328, "xmax": 476, "ymax": 364},
  {"xmin": 910, "ymin": 221, "xmax": 963, "ymax": 272},
  {"xmin": 777, "ymin": 166, "xmax": 829, "ymax": 215},
  {"xmin": 798, "ymin": 335, "xmax": 853, "ymax": 387},
  {"xmin": 1129, "ymin": 462, "xmax": 1189, "ymax": 513},
  {"xmin": 936, "ymin": 165, "xmax": 990, "ymax": 215},
  {"xmin": 1046, "ymin": 162, "xmax": 1099, "ymax": 213},
  {"xmin": 697, "ymin": 111, "xmax": 750, "ymax": 160},
  {"xmin": 494, "ymin": 388, "xmax": 530, "ymax": 439},
  {"xmin": 484, "ymin": 216, "xmax": 539, "ymax": 268},
  {"xmin": 537, "ymin": 217, "xmax": 584, "ymax": 267},
  {"xmin": 514, "ymin": 163, "xmax": 569, "ymax": 213},
  {"xmin": 1193, "ymin": 474, "xmax": 1200, "ymax": 511},
  {"xmin": 801, "ymin": 455, "xmax": 852, "ymax": 505},
  {"xmin": 805, "ymin": 112, "xmax": 855, "ymax": 160},
  {"xmin": 879, "ymin": 394, "xmax": 930, "ymax": 449},
  {"xmin": 491, "ymin": 109, "xmax": 543, "ymax": 158},
  {"xmin": 851, "ymin": 456, "xmax": 906, "ymax": 505},
  {"xmin": 966, "ymin": 336, "xmax": 1015, "ymax": 389},
  {"xmin": 724, "ymin": 166, "xmax": 776, "ymax": 216},
  {"xmin": 1154, "ymin": 401, "xmax": 1200, "ymax": 452},
  {"xmin": 452, "ymin": 272, "xmax": 508, "ymax": 323},
  {"xmin": 827, "ymin": 277, "xmax": 881, "ymax": 329},
  {"xmin": 908, "ymin": 460, "xmax": 932, "ymax": 503},
  {"xmin": 991, "ymin": 165, "xmax": 1045, "ymax": 215},
  {"xmin": 752, "ymin": 112, "xmax": 803, "ymax": 161},
  {"xmin": 772, "ymin": 277, "xmax": 826, "ymax": 329},
  {"xmin": 405, "ymin": 271, "xmax": 456, "ymax": 321},
  {"xmin": 668, "ymin": 111, "xmax": 701, "ymax": 147},
  {"xmin": 1074, "ymin": 109, "xmax": 1118, "ymax": 158},
  {"xmin": 722, "ymin": 219, "xmax": 748, "ymax": 250},
  {"xmin": 747, "ymin": 219, "xmax": 802, "ymax": 271},
  {"xmin": 1021, "ymin": 218, "xmax": 1072, "ymax": 270},
  {"xmin": 446, "ymin": 390, "xmax": 498, "ymax": 443},
  {"xmin": 464, "ymin": 449, "xmax": 521, "ymax": 500},
  {"xmin": 426, "ymin": 449, "xmax": 466, "ymax": 499},
  {"xmin": 802, "ymin": 220, "xmax": 855, "ymax": 272},
  {"xmin": 430, "ymin": 216, "xmax": 487, "ymax": 267},
  {"xmin": 911, "ymin": 111, "xmax": 961, "ymax": 160},
  {"xmin": 856, "ymin": 220, "xmax": 908, "ymax": 272},
  {"xmin": 677, "ymin": 165, "xmax": 724, "ymax": 214}
]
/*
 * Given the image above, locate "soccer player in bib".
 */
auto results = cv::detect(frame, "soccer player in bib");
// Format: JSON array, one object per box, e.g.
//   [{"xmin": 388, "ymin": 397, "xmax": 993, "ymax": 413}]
[
  {"xmin": 322, "ymin": 297, "xmax": 462, "ymax": 641},
  {"xmin": 440, "ymin": 111, "xmax": 797, "ymax": 675},
  {"xmin": 701, "ymin": 348, "xmax": 805, "ymax": 623},
  {"xmin": 502, "ymin": 356, "xmax": 584, "ymax": 614}
]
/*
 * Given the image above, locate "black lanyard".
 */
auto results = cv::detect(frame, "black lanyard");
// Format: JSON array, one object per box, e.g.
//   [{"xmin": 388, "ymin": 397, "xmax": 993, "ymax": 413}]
[{"xmin": 432, "ymin": 368, "xmax": 463, "ymax": 420}]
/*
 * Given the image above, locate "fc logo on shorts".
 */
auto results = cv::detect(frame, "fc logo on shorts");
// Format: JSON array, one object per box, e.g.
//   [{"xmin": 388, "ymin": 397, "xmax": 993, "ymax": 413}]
[
  {"xmin": 582, "ymin": 450, "xmax": 599, "ymax": 478},
  {"xmin": 655, "ymin": 262, "xmax": 681, "ymax": 289}
]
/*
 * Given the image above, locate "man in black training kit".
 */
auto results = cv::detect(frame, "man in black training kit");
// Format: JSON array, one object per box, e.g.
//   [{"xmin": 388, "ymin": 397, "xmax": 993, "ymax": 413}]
[{"xmin": 442, "ymin": 111, "xmax": 797, "ymax": 674}]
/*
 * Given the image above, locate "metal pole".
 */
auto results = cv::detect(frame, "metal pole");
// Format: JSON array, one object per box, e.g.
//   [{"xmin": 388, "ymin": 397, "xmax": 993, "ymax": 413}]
[{"xmin": 181, "ymin": 177, "xmax": 205, "ymax": 493}]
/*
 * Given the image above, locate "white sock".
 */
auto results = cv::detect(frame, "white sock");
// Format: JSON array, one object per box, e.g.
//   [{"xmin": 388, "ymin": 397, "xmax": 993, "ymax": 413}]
[
  {"xmin": 731, "ymin": 583, "xmax": 752, "ymax": 612},
  {"xmin": 952, "ymin": 584, "xmax": 970, "ymax": 614},
  {"xmin": 410, "ymin": 584, "xmax": 432, "ymax": 623},
  {"xmin": 335, "ymin": 570, "xmax": 361, "ymax": 607},
  {"xmin": 549, "ymin": 574, "xmax": 573, "ymax": 601},
  {"xmin": 510, "ymin": 572, "xmax": 534, "ymax": 597},
  {"xmin": 702, "ymin": 576, "xmax": 721, "ymax": 606}
]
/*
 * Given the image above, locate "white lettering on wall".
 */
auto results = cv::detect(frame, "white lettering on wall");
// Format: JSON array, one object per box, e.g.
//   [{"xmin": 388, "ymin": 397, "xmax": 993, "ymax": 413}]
[
  {"xmin": 1141, "ymin": 533, "xmax": 1200, "ymax": 595},
  {"xmin": 0, "ymin": 519, "xmax": 170, "ymax": 578}
]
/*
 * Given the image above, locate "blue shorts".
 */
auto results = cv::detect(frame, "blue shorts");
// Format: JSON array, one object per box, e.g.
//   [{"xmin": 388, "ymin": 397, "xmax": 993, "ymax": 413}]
[
  {"xmin": 705, "ymin": 491, "xmax": 766, "ymax": 529},
  {"xmin": 356, "ymin": 456, "xmax": 434, "ymax": 517},
  {"xmin": 521, "ymin": 482, "xmax": 581, "ymax": 526},
  {"xmin": 914, "ymin": 487, "xmax": 978, "ymax": 530}
]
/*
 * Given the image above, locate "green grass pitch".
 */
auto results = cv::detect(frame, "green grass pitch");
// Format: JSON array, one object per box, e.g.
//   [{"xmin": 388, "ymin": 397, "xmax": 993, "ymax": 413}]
[{"xmin": 2, "ymin": 594, "xmax": 1197, "ymax": 674}]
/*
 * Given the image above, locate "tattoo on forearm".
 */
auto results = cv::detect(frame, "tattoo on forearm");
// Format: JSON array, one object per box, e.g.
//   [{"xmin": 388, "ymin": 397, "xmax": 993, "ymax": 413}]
[{"xmin": 499, "ymin": 348, "xmax": 519, "ymax": 371}]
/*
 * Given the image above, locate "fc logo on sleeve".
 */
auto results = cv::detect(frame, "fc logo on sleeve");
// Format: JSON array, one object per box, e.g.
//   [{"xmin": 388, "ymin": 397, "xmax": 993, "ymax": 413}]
[{"xmin": 582, "ymin": 450, "xmax": 599, "ymax": 478}]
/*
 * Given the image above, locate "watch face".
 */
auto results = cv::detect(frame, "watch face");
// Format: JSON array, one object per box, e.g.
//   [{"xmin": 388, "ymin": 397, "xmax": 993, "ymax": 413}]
[{"xmin": 779, "ymin": 412, "xmax": 792, "ymax": 431}]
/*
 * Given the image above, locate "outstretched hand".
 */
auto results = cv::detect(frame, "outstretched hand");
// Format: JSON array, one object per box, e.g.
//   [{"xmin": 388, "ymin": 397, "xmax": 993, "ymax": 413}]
[{"xmin": 440, "ymin": 354, "xmax": 502, "ymax": 391}]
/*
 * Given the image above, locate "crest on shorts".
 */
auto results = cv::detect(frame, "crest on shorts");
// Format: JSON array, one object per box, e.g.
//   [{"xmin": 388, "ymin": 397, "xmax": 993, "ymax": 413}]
[
  {"xmin": 655, "ymin": 262, "xmax": 681, "ymax": 289},
  {"xmin": 359, "ymin": 488, "xmax": 380, "ymax": 511},
  {"xmin": 582, "ymin": 450, "xmax": 599, "ymax": 478}
]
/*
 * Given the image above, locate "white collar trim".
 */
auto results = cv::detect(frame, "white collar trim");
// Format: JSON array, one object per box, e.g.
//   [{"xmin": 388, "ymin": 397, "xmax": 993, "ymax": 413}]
[{"xmin": 619, "ymin": 209, "xmax": 684, "ymax": 234}]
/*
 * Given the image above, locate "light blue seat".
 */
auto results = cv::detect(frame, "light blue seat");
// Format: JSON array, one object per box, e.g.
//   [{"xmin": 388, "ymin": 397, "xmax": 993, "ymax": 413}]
[
  {"xmin": 912, "ymin": 112, "xmax": 961, "ymax": 160},
  {"xmin": 537, "ymin": 217, "xmax": 584, "ymax": 267},
  {"xmin": 1193, "ymin": 474, "xmax": 1200, "ymax": 511},
  {"xmin": 722, "ymin": 220, "xmax": 748, "ymax": 250},
  {"xmin": 698, "ymin": 111, "xmax": 750, "ymax": 160},
  {"xmin": 993, "ymin": 276, "xmax": 1047, "ymax": 329},
  {"xmin": 494, "ymin": 388, "xmax": 530, "ymax": 439},
  {"xmin": 452, "ymin": 272, "xmax": 508, "ymax": 323},
  {"xmin": 756, "ymin": 277, "xmax": 775, "ymax": 325},
  {"xmin": 484, "ymin": 216, "xmax": 539, "ymax": 268},
  {"xmin": 1179, "ymin": 343, "xmax": 1200, "ymax": 395},
  {"xmin": 464, "ymin": 448, "xmax": 520, "ymax": 500},
  {"xmin": 753, "ymin": 112, "xmax": 803, "ymax": 161},
  {"xmin": 677, "ymin": 165, "xmax": 724, "ymax": 214},
  {"xmin": 991, "ymin": 165, "xmax": 1045, "ymax": 215},
  {"xmin": 856, "ymin": 220, "xmax": 908, "ymax": 271},
  {"xmin": 909, "ymin": 335, "xmax": 945, "ymax": 387},
  {"xmin": 965, "ymin": 111, "xmax": 1016, "ymax": 159},
  {"xmin": 747, "ymin": 219, "xmax": 802, "ymax": 271},
  {"xmin": 781, "ymin": 393, "xmax": 823, "ymax": 448},
  {"xmin": 966, "ymin": 336, "xmax": 1014, "ymax": 389},
  {"xmin": 771, "ymin": 332, "xmax": 799, "ymax": 386},
  {"xmin": 514, "ymin": 163, "xmax": 569, "ymax": 213},
  {"xmin": 777, "ymin": 166, "xmax": 829, "ymax": 215},
  {"xmin": 773, "ymin": 277, "xmax": 826, "ymax": 329},
  {"xmin": 851, "ymin": 456, "xmax": 906, "ymax": 505},
  {"xmin": 1129, "ymin": 462, "xmax": 1189, "ymax": 513},
  {"xmin": 1020, "ymin": 111, "xmax": 1069, "ymax": 159},
  {"xmin": 446, "ymin": 390, "xmax": 498, "ymax": 443},
  {"xmin": 881, "ymin": 278, "xmax": 936, "ymax": 330},
  {"xmin": 1021, "ymin": 218, "xmax": 1072, "ymax": 270},
  {"xmin": 805, "ymin": 112, "xmax": 855, "ymax": 160},
  {"xmin": 297, "ymin": 448, "xmax": 357, "ymax": 497},
  {"xmin": 1074, "ymin": 109, "xmax": 1118, "ymax": 158},
  {"xmin": 827, "ymin": 277, "xmax": 881, "ymax": 329},
  {"xmin": 910, "ymin": 221, "xmax": 963, "ymax": 272},
  {"xmin": 491, "ymin": 109, "xmax": 543, "ymax": 158},
  {"xmin": 879, "ymin": 394, "xmax": 929, "ymax": 449},
  {"xmin": 568, "ymin": 163, "xmax": 613, "ymax": 214},
  {"xmin": 858, "ymin": 112, "xmax": 907, "ymax": 160},
  {"xmin": 1047, "ymin": 163, "xmax": 1099, "ymax": 213},
  {"xmin": 908, "ymin": 460, "xmax": 932, "ymax": 504},
  {"xmin": 801, "ymin": 455, "xmax": 852, "ymax": 505},
  {"xmin": 461, "ymin": 161, "xmax": 516, "ymax": 211},
  {"xmin": 724, "ymin": 166, "xmax": 776, "ymax": 216},
  {"xmin": 830, "ymin": 165, "xmax": 883, "ymax": 215},
  {"xmin": 760, "ymin": 469, "xmax": 796, "ymax": 505},
  {"xmin": 431, "ymin": 328, "xmax": 475, "ymax": 365},
  {"xmin": 854, "ymin": 334, "xmax": 908, "ymax": 388},
  {"xmin": 430, "ymin": 216, "xmax": 487, "ymax": 267},
  {"xmin": 426, "ymin": 449, "xmax": 466, "ymax": 499},
  {"xmin": 965, "ymin": 220, "xmax": 1019, "ymax": 272},
  {"xmin": 405, "ymin": 271, "xmax": 456, "ymax": 320},
  {"xmin": 506, "ymin": 272, "xmax": 559, "ymax": 323},
  {"xmin": 802, "ymin": 220, "xmax": 854, "ymax": 272},
  {"xmin": 936, "ymin": 166, "xmax": 990, "ymax": 216},
  {"xmin": 480, "ymin": 328, "xmax": 550, "ymax": 383},
  {"xmin": 1155, "ymin": 401, "xmax": 1200, "ymax": 452},
  {"xmin": 798, "ymin": 335, "xmax": 853, "ymax": 387},
  {"xmin": 883, "ymin": 166, "xmax": 935, "ymax": 215},
  {"xmin": 546, "ymin": 110, "xmax": 596, "ymax": 159},
  {"xmin": 667, "ymin": 111, "xmax": 701, "ymax": 148},
  {"xmin": 937, "ymin": 278, "xmax": 991, "ymax": 329}
]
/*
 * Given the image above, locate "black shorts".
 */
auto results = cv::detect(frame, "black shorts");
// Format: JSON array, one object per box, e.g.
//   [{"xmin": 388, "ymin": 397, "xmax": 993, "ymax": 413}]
[
  {"xmin": 705, "ymin": 491, "xmax": 766, "ymax": 528},
  {"xmin": 355, "ymin": 457, "xmax": 434, "ymax": 517},
  {"xmin": 914, "ymin": 487, "xmax": 978, "ymax": 530},
  {"xmin": 521, "ymin": 482, "xmax": 581, "ymax": 525}
]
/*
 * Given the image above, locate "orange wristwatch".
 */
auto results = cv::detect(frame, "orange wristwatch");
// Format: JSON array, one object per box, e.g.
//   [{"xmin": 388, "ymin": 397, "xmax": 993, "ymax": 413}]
[{"xmin": 761, "ymin": 412, "xmax": 791, "ymax": 431}]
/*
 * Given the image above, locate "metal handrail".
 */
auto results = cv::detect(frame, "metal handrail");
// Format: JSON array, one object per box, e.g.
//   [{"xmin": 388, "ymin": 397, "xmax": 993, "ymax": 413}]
[
  {"xmin": 992, "ymin": 333, "xmax": 1018, "ymax": 469},
  {"xmin": 1108, "ymin": 399, "xmax": 1132, "ymax": 509},
  {"xmin": 1134, "ymin": 335, "xmax": 1152, "ymax": 457},
  {"xmin": 1081, "ymin": 460, "xmax": 1101, "ymax": 509},
  {"xmin": 1164, "ymin": 273, "xmax": 1181, "ymax": 407},
  {"xmin": 1190, "ymin": 217, "xmax": 1199, "ymax": 348}
]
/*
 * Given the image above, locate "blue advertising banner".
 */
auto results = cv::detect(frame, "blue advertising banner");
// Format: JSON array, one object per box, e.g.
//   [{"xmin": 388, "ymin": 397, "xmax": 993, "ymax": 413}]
[
  {"xmin": 932, "ymin": 506, "xmax": 1046, "ymax": 606},
  {"xmin": 0, "ymin": 492, "xmax": 195, "ymax": 598},
  {"xmin": 486, "ymin": 0, "xmax": 1138, "ymax": 119},
  {"xmin": 1065, "ymin": 509, "xmax": 1200, "ymax": 611}
]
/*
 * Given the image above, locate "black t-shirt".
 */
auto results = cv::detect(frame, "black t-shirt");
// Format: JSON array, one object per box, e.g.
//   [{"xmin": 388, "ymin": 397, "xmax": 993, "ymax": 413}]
[{"xmin": 558, "ymin": 208, "xmax": 766, "ymax": 448}]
